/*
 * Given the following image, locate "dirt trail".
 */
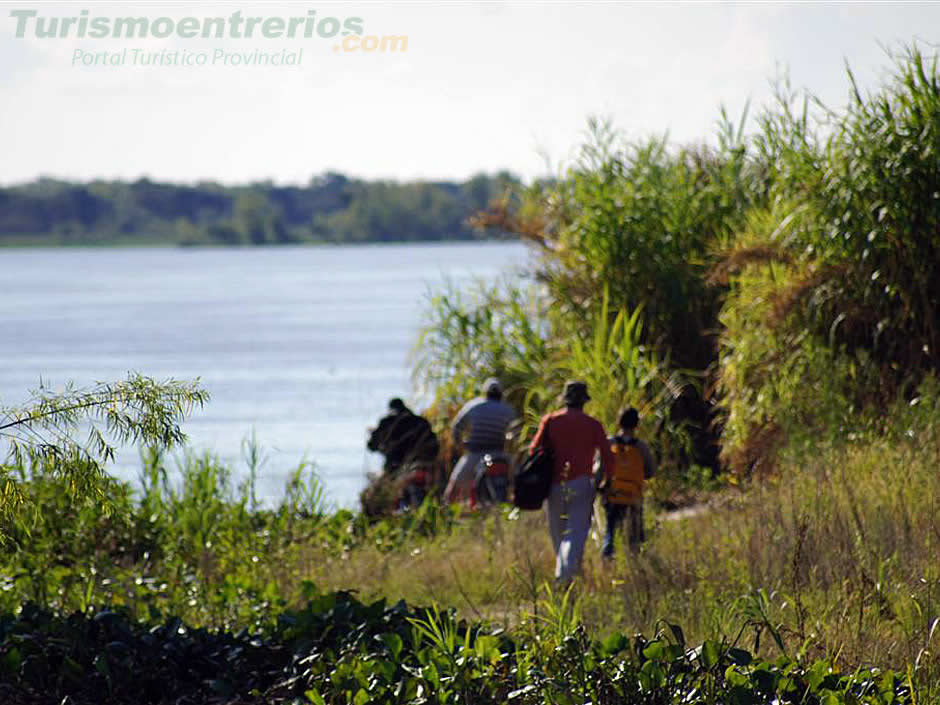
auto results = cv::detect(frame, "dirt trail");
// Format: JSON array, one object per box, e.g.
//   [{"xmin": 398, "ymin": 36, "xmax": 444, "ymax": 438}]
[{"xmin": 660, "ymin": 502, "xmax": 712, "ymax": 522}]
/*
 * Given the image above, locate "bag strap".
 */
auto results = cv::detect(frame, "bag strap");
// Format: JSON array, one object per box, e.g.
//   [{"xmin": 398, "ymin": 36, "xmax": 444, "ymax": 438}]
[
  {"xmin": 613, "ymin": 434, "xmax": 638, "ymax": 447},
  {"xmin": 539, "ymin": 416, "xmax": 553, "ymax": 453}
]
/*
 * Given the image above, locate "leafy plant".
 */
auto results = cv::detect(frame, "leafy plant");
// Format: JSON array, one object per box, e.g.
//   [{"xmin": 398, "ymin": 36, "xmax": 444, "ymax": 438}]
[
  {"xmin": 716, "ymin": 45, "xmax": 940, "ymax": 471},
  {"xmin": 0, "ymin": 373, "xmax": 208, "ymax": 540},
  {"xmin": 0, "ymin": 591, "xmax": 915, "ymax": 704},
  {"xmin": 414, "ymin": 279, "xmax": 687, "ymax": 475}
]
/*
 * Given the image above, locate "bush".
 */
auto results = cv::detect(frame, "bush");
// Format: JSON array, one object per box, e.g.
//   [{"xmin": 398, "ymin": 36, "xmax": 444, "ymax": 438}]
[
  {"xmin": 413, "ymin": 279, "xmax": 688, "ymax": 471},
  {"xmin": 716, "ymin": 46, "xmax": 940, "ymax": 471}
]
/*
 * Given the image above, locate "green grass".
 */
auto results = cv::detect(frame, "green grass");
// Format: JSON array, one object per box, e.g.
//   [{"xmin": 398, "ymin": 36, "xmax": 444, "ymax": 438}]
[
  {"xmin": 1, "ymin": 401, "xmax": 938, "ymax": 701},
  {"xmin": 1, "ymin": 588, "xmax": 913, "ymax": 704}
]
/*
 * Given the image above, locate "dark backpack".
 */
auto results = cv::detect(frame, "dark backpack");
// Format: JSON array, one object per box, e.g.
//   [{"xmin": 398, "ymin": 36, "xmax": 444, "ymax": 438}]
[{"xmin": 513, "ymin": 421, "xmax": 553, "ymax": 510}]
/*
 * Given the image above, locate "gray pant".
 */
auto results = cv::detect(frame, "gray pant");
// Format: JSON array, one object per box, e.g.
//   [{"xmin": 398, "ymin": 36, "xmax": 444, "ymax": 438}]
[
  {"xmin": 444, "ymin": 451, "xmax": 484, "ymax": 501},
  {"xmin": 546, "ymin": 475, "xmax": 595, "ymax": 584},
  {"xmin": 445, "ymin": 449, "xmax": 510, "ymax": 502}
]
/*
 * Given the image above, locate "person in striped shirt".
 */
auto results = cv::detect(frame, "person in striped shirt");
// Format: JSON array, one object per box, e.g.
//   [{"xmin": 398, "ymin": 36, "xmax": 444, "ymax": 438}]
[{"xmin": 443, "ymin": 378, "xmax": 516, "ymax": 503}]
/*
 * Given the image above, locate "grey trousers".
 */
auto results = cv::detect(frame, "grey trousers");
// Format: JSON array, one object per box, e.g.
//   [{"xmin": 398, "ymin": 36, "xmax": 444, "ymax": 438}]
[
  {"xmin": 546, "ymin": 475, "xmax": 595, "ymax": 584},
  {"xmin": 444, "ymin": 451, "xmax": 484, "ymax": 501}
]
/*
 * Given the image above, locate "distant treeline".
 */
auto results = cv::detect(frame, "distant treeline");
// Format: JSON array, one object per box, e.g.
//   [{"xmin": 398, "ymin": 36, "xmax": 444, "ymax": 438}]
[{"xmin": 0, "ymin": 171, "xmax": 521, "ymax": 246}]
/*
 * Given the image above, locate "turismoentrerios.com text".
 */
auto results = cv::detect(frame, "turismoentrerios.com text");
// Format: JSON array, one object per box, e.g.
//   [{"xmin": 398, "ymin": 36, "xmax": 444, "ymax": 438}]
[{"xmin": 10, "ymin": 9, "xmax": 363, "ymax": 40}]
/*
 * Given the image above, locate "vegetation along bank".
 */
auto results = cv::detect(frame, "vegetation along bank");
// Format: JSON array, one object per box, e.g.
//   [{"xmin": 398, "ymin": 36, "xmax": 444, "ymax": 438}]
[{"xmin": 1, "ymin": 45, "xmax": 939, "ymax": 704}]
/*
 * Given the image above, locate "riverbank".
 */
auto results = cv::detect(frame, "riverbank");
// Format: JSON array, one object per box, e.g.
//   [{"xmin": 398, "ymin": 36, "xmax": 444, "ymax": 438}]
[{"xmin": 2, "ymin": 405, "xmax": 938, "ymax": 700}]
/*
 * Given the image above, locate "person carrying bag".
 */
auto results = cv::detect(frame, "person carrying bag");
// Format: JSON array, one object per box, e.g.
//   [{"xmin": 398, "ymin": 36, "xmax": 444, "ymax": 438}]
[{"xmin": 527, "ymin": 381, "xmax": 614, "ymax": 586}]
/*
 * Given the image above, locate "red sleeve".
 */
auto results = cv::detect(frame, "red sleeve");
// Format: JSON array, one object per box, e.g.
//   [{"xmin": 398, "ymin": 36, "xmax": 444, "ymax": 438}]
[
  {"xmin": 596, "ymin": 420, "xmax": 615, "ymax": 480},
  {"xmin": 530, "ymin": 415, "xmax": 549, "ymax": 454}
]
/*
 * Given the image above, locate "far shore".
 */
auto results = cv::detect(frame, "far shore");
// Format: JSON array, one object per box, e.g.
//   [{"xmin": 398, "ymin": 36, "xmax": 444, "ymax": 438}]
[{"xmin": 0, "ymin": 236, "xmax": 519, "ymax": 250}]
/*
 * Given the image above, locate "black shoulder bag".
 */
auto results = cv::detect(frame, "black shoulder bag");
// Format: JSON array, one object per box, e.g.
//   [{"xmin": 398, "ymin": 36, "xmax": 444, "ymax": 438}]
[{"xmin": 513, "ymin": 419, "xmax": 554, "ymax": 510}]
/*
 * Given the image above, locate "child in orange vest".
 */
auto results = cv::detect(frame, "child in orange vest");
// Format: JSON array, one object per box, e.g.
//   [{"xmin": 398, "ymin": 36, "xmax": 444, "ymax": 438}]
[{"xmin": 601, "ymin": 408, "xmax": 657, "ymax": 557}]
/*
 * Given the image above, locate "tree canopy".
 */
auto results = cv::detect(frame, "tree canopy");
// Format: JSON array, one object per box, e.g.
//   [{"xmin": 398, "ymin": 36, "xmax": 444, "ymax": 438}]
[{"xmin": 0, "ymin": 172, "xmax": 520, "ymax": 246}]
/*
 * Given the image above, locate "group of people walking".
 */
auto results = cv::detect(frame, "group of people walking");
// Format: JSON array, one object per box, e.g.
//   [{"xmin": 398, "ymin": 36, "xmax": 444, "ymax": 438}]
[
  {"xmin": 367, "ymin": 378, "xmax": 656, "ymax": 584},
  {"xmin": 528, "ymin": 381, "xmax": 656, "ymax": 583}
]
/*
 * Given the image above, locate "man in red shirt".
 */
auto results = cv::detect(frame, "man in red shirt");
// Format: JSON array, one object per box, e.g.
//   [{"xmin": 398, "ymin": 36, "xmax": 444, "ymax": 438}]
[{"xmin": 530, "ymin": 380, "xmax": 614, "ymax": 585}]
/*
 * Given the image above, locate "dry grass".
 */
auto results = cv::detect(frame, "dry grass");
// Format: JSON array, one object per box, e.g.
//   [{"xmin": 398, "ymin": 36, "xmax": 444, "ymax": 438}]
[
  {"xmin": 708, "ymin": 243, "xmax": 795, "ymax": 285},
  {"xmin": 468, "ymin": 198, "xmax": 553, "ymax": 249},
  {"xmin": 286, "ymin": 421, "xmax": 940, "ymax": 686},
  {"xmin": 298, "ymin": 509, "xmax": 556, "ymax": 623},
  {"xmin": 611, "ymin": 426, "xmax": 939, "ymax": 679},
  {"xmin": 724, "ymin": 422, "xmax": 786, "ymax": 477}
]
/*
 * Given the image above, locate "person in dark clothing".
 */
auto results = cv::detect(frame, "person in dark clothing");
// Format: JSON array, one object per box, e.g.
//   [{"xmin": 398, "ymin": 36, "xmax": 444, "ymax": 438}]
[{"xmin": 367, "ymin": 398, "xmax": 439, "ymax": 474}]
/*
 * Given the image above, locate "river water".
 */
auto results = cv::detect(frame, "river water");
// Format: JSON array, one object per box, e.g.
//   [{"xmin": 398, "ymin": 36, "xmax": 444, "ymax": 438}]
[{"xmin": 0, "ymin": 242, "xmax": 528, "ymax": 507}]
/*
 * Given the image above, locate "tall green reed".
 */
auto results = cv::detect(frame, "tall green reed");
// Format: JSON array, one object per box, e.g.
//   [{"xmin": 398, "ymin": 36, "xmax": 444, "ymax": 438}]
[
  {"xmin": 413, "ymin": 278, "xmax": 687, "ymax": 474},
  {"xmin": 716, "ymin": 45, "xmax": 940, "ymax": 471}
]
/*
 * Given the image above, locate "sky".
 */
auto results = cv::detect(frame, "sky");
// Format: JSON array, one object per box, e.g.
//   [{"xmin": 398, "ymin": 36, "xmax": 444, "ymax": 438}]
[{"xmin": 0, "ymin": 1, "xmax": 937, "ymax": 186}]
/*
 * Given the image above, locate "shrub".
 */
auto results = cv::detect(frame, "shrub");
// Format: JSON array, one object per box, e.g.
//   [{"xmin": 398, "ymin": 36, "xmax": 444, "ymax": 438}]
[{"xmin": 717, "ymin": 46, "xmax": 940, "ymax": 471}]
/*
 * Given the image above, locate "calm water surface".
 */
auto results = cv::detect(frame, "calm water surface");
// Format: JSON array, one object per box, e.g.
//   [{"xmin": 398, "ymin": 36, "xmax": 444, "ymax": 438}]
[{"xmin": 0, "ymin": 242, "xmax": 528, "ymax": 507}]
